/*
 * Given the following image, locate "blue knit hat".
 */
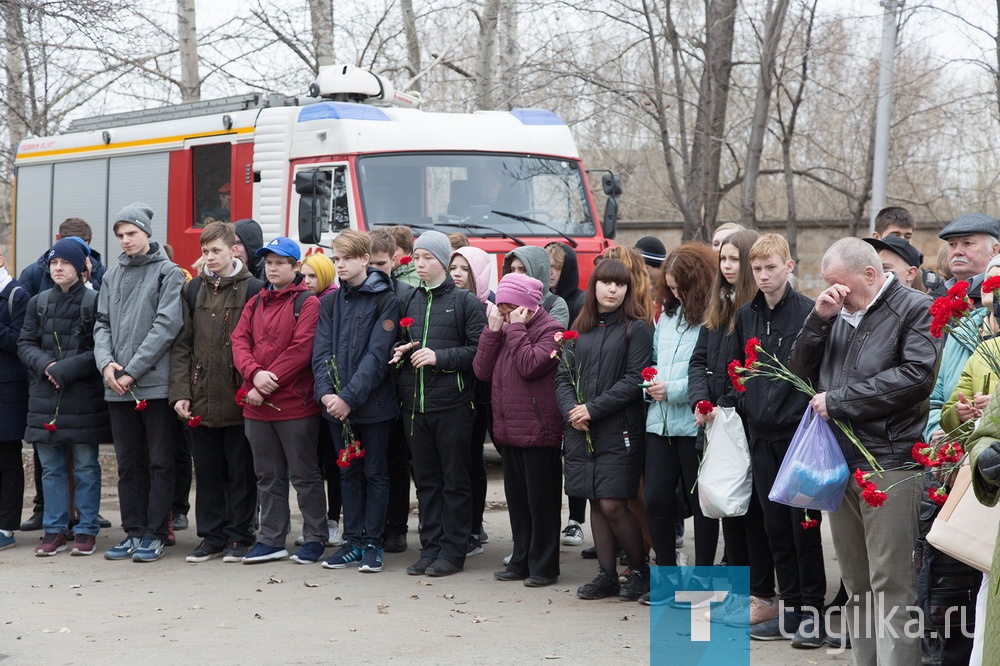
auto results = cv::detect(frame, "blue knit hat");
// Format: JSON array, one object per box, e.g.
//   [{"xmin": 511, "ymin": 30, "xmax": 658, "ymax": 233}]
[{"xmin": 48, "ymin": 238, "xmax": 88, "ymax": 278}]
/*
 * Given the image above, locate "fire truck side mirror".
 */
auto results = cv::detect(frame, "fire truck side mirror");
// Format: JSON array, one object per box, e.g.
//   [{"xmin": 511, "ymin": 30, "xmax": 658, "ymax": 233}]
[
  {"xmin": 601, "ymin": 173, "xmax": 622, "ymax": 240},
  {"xmin": 296, "ymin": 169, "xmax": 331, "ymax": 245}
]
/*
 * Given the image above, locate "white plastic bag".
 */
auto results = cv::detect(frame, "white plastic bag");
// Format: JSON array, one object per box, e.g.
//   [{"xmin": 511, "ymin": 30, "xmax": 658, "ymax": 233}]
[{"xmin": 698, "ymin": 406, "xmax": 752, "ymax": 519}]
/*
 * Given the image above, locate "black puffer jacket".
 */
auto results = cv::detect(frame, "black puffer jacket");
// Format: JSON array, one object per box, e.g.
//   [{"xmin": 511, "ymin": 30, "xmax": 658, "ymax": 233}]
[
  {"xmin": 556, "ymin": 310, "xmax": 653, "ymax": 499},
  {"xmin": 788, "ymin": 278, "xmax": 940, "ymax": 470},
  {"xmin": 395, "ymin": 276, "xmax": 486, "ymax": 414},
  {"xmin": 728, "ymin": 286, "xmax": 814, "ymax": 440},
  {"xmin": 17, "ymin": 281, "xmax": 110, "ymax": 445}
]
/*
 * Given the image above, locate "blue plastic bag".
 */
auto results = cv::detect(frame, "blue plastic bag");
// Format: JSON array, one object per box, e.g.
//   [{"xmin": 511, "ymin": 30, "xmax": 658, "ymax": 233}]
[{"xmin": 768, "ymin": 406, "xmax": 850, "ymax": 512}]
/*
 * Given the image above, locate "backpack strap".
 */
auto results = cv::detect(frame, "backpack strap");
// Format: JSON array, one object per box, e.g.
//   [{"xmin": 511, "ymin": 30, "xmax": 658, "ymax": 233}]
[
  {"xmin": 186, "ymin": 276, "xmax": 203, "ymax": 317},
  {"xmin": 80, "ymin": 288, "xmax": 98, "ymax": 330},
  {"xmin": 292, "ymin": 290, "xmax": 313, "ymax": 319},
  {"xmin": 245, "ymin": 278, "xmax": 265, "ymax": 303},
  {"xmin": 33, "ymin": 288, "xmax": 49, "ymax": 322},
  {"xmin": 542, "ymin": 292, "xmax": 557, "ymax": 313}
]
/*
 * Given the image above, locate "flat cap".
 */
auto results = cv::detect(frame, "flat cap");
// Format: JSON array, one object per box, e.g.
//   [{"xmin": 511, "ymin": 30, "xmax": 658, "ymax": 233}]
[
  {"xmin": 864, "ymin": 235, "xmax": 923, "ymax": 268},
  {"xmin": 938, "ymin": 213, "xmax": 1000, "ymax": 240}
]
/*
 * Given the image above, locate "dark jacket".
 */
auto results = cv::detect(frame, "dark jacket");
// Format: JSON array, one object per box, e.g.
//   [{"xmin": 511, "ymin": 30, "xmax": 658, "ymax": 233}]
[
  {"xmin": 395, "ymin": 275, "xmax": 486, "ymax": 414},
  {"xmin": 17, "ymin": 281, "xmax": 110, "ymax": 444},
  {"xmin": 312, "ymin": 268, "xmax": 400, "ymax": 424},
  {"xmin": 19, "ymin": 247, "xmax": 106, "ymax": 295},
  {"xmin": 556, "ymin": 310, "xmax": 653, "ymax": 499},
  {"xmin": 234, "ymin": 219, "xmax": 265, "ymax": 279},
  {"xmin": 688, "ymin": 325, "xmax": 738, "ymax": 410},
  {"xmin": 473, "ymin": 308, "xmax": 563, "ymax": 448},
  {"xmin": 788, "ymin": 277, "xmax": 940, "ymax": 470},
  {"xmin": 169, "ymin": 263, "xmax": 259, "ymax": 428},
  {"xmin": 231, "ymin": 282, "xmax": 321, "ymax": 421},
  {"xmin": 0, "ymin": 279, "xmax": 30, "ymax": 437},
  {"xmin": 552, "ymin": 243, "xmax": 585, "ymax": 326},
  {"xmin": 727, "ymin": 285, "xmax": 814, "ymax": 440}
]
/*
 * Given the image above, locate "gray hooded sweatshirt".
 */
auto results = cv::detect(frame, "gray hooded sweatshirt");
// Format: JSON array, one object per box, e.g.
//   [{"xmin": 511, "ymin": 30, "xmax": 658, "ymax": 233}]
[
  {"xmin": 501, "ymin": 245, "xmax": 569, "ymax": 327},
  {"xmin": 94, "ymin": 242, "xmax": 185, "ymax": 401}
]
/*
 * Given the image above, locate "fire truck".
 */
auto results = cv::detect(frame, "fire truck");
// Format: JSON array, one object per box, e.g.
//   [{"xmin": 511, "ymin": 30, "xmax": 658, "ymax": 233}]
[{"xmin": 13, "ymin": 65, "xmax": 620, "ymax": 281}]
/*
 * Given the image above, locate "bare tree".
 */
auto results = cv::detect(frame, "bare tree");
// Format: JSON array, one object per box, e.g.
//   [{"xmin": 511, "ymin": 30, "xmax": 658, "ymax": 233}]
[
  {"xmin": 401, "ymin": 0, "xmax": 422, "ymax": 92},
  {"xmin": 177, "ymin": 0, "xmax": 200, "ymax": 101},
  {"xmin": 309, "ymin": 0, "xmax": 335, "ymax": 70},
  {"xmin": 475, "ymin": 0, "xmax": 502, "ymax": 109}
]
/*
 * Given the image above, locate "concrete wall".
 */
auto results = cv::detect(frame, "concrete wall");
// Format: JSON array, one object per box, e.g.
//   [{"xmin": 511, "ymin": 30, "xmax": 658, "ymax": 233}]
[{"xmin": 615, "ymin": 219, "xmax": 949, "ymax": 298}]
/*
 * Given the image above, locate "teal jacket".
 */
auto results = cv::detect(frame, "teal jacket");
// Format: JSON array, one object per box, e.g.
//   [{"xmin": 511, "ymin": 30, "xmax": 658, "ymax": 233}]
[
  {"xmin": 646, "ymin": 305, "xmax": 701, "ymax": 437},
  {"xmin": 923, "ymin": 308, "xmax": 987, "ymax": 440}
]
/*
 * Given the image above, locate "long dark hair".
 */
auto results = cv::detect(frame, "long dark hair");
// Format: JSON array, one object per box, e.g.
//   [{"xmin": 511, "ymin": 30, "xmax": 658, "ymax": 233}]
[
  {"xmin": 703, "ymin": 229, "xmax": 760, "ymax": 334},
  {"xmin": 658, "ymin": 243, "xmax": 717, "ymax": 326},
  {"xmin": 573, "ymin": 258, "xmax": 645, "ymax": 333}
]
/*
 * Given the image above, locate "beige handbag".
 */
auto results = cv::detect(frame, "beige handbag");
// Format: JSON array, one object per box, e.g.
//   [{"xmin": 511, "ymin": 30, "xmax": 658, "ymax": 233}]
[{"xmin": 926, "ymin": 463, "xmax": 1000, "ymax": 573}]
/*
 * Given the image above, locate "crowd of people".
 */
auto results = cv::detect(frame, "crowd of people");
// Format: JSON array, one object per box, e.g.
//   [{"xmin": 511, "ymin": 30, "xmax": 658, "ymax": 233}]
[{"xmin": 1, "ymin": 203, "xmax": 999, "ymax": 664}]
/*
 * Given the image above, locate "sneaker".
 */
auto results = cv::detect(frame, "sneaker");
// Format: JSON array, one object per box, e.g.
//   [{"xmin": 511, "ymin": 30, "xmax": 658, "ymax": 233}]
[
  {"xmin": 670, "ymin": 576, "xmax": 716, "ymax": 609},
  {"xmin": 105, "ymin": 536, "xmax": 140, "ymax": 560},
  {"xmin": 706, "ymin": 593, "xmax": 747, "ymax": 623},
  {"xmin": 0, "ymin": 532, "xmax": 15, "ymax": 550},
  {"xmin": 791, "ymin": 614, "xmax": 826, "ymax": 649},
  {"xmin": 291, "ymin": 541, "xmax": 325, "ymax": 564},
  {"xmin": 327, "ymin": 520, "xmax": 343, "ymax": 546},
  {"xmin": 35, "ymin": 532, "xmax": 68, "ymax": 556},
  {"xmin": 20, "ymin": 511, "xmax": 43, "ymax": 532},
  {"xmin": 726, "ymin": 595, "xmax": 779, "ymax": 628},
  {"xmin": 675, "ymin": 533, "xmax": 684, "ymax": 548},
  {"xmin": 561, "ymin": 521, "xmax": 584, "ymax": 546},
  {"xmin": 577, "ymin": 568, "xmax": 621, "ymax": 600},
  {"xmin": 186, "ymin": 540, "xmax": 224, "ymax": 563},
  {"xmin": 132, "ymin": 537, "xmax": 165, "ymax": 562},
  {"xmin": 479, "ymin": 528, "xmax": 489, "ymax": 544},
  {"xmin": 173, "ymin": 513, "xmax": 189, "ymax": 530},
  {"xmin": 619, "ymin": 567, "xmax": 650, "ymax": 602},
  {"xmin": 502, "ymin": 553, "xmax": 512, "ymax": 566},
  {"xmin": 322, "ymin": 544, "xmax": 362, "ymax": 569},
  {"xmin": 358, "ymin": 545, "xmax": 383, "ymax": 573},
  {"xmin": 223, "ymin": 542, "xmax": 248, "ymax": 563},
  {"xmin": 242, "ymin": 543, "xmax": 289, "ymax": 564},
  {"xmin": 467, "ymin": 536, "xmax": 484, "ymax": 557},
  {"xmin": 383, "ymin": 532, "xmax": 407, "ymax": 553},
  {"xmin": 750, "ymin": 610, "xmax": 804, "ymax": 641},
  {"xmin": 70, "ymin": 534, "xmax": 97, "ymax": 556}
]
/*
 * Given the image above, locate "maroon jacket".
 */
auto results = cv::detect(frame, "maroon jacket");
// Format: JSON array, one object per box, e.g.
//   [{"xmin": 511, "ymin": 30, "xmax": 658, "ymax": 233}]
[
  {"xmin": 230, "ymin": 282, "xmax": 321, "ymax": 421},
  {"xmin": 473, "ymin": 308, "xmax": 563, "ymax": 448}
]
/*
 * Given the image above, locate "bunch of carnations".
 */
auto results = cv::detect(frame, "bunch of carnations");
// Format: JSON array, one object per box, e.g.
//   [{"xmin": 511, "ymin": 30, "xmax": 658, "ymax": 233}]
[
  {"xmin": 325, "ymin": 357, "xmax": 363, "ymax": 467},
  {"xmin": 552, "ymin": 330, "xmax": 591, "ymax": 454}
]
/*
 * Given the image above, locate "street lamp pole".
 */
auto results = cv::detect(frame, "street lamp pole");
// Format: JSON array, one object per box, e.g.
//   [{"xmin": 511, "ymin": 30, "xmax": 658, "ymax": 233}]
[{"xmin": 870, "ymin": 0, "xmax": 902, "ymax": 234}]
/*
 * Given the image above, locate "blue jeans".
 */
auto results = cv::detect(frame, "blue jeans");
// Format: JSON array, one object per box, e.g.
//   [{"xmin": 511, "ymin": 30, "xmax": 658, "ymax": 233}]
[
  {"xmin": 37, "ymin": 442, "xmax": 102, "ymax": 536},
  {"xmin": 328, "ymin": 419, "xmax": 391, "ymax": 548}
]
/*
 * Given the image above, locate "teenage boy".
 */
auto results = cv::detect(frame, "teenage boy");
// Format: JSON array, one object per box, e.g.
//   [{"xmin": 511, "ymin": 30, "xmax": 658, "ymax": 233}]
[
  {"xmin": 391, "ymin": 230, "xmax": 486, "ymax": 577},
  {"xmin": 170, "ymin": 222, "xmax": 263, "ymax": 563},
  {"xmin": 369, "ymin": 229, "xmax": 413, "ymax": 553},
  {"xmin": 387, "ymin": 225, "xmax": 421, "ymax": 287},
  {"xmin": 231, "ymin": 237, "xmax": 327, "ymax": 565},
  {"xmin": 312, "ymin": 230, "xmax": 399, "ymax": 572},
  {"xmin": 94, "ymin": 203, "xmax": 185, "ymax": 563},
  {"xmin": 727, "ymin": 233, "xmax": 826, "ymax": 646}
]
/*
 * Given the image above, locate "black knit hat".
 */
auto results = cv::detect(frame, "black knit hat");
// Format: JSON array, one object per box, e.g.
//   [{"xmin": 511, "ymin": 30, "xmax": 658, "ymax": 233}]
[{"xmin": 633, "ymin": 236, "xmax": 667, "ymax": 268}]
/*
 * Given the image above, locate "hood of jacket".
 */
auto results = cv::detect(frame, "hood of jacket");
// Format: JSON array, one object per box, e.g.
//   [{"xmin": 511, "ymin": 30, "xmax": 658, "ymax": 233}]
[
  {"xmin": 342, "ymin": 266, "xmax": 393, "ymax": 298},
  {"xmin": 453, "ymin": 246, "xmax": 494, "ymax": 305},
  {"xmin": 503, "ymin": 246, "xmax": 554, "ymax": 297},
  {"xmin": 234, "ymin": 219, "xmax": 264, "ymax": 276},
  {"xmin": 552, "ymin": 243, "xmax": 581, "ymax": 300},
  {"xmin": 117, "ymin": 241, "xmax": 169, "ymax": 268}
]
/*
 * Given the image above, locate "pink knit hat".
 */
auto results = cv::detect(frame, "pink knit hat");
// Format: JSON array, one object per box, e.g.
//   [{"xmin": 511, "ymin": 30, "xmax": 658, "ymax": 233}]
[{"xmin": 495, "ymin": 272, "xmax": 543, "ymax": 312}]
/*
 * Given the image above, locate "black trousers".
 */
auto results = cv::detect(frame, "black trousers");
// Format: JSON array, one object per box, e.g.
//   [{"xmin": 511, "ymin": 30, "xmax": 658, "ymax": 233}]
[
  {"xmin": 500, "ymin": 445, "xmax": 562, "ymax": 579},
  {"xmin": 644, "ymin": 434, "xmax": 719, "ymax": 566},
  {"xmin": 0, "ymin": 440, "xmax": 24, "ymax": 532},
  {"xmin": 172, "ymin": 419, "xmax": 192, "ymax": 517},
  {"xmin": 109, "ymin": 399, "xmax": 176, "ymax": 541},
  {"xmin": 385, "ymin": 416, "xmax": 410, "ymax": 535},
  {"xmin": 189, "ymin": 424, "xmax": 257, "ymax": 548},
  {"xmin": 721, "ymin": 488, "xmax": 776, "ymax": 598},
  {"xmin": 404, "ymin": 405, "xmax": 473, "ymax": 567},
  {"xmin": 751, "ymin": 436, "xmax": 826, "ymax": 611},
  {"xmin": 30, "ymin": 444, "xmax": 44, "ymax": 513},
  {"xmin": 470, "ymin": 401, "xmax": 491, "ymax": 536},
  {"xmin": 317, "ymin": 418, "xmax": 342, "ymax": 521}
]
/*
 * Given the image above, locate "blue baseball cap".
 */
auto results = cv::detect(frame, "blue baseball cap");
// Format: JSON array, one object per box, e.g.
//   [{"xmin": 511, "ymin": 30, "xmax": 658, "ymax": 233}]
[{"xmin": 255, "ymin": 236, "xmax": 301, "ymax": 261}]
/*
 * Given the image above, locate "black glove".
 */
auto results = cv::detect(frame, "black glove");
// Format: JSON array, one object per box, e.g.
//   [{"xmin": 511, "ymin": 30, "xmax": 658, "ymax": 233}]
[{"xmin": 977, "ymin": 441, "xmax": 1000, "ymax": 486}]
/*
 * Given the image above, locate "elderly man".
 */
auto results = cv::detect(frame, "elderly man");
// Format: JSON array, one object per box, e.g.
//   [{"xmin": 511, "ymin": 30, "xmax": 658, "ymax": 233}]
[
  {"xmin": 940, "ymin": 213, "xmax": 1000, "ymax": 297},
  {"xmin": 788, "ymin": 238, "xmax": 940, "ymax": 666}
]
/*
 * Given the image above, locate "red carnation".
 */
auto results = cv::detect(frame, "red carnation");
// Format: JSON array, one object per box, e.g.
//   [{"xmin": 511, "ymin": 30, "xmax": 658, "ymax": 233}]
[
  {"xmin": 928, "ymin": 486, "xmax": 949, "ymax": 506},
  {"xmin": 984, "ymin": 276, "xmax": 1000, "ymax": 293},
  {"xmin": 562, "ymin": 330, "xmax": 579, "ymax": 341},
  {"xmin": 641, "ymin": 367, "xmax": 658, "ymax": 382},
  {"xmin": 336, "ymin": 449, "xmax": 351, "ymax": 469},
  {"xmin": 861, "ymin": 485, "xmax": 887, "ymax": 507},
  {"xmin": 938, "ymin": 441, "xmax": 964, "ymax": 463},
  {"xmin": 44, "ymin": 422, "xmax": 57, "ymax": 432},
  {"xmin": 696, "ymin": 400, "xmax": 714, "ymax": 415},
  {"xmin": 853, "ymin": 468, "xmax": 869, "ymax": 488},
  {"xmin": 947, "ymin": 281, "xmax": 970, "ymax": 299},
  {"xmin": 135, "ymin": 399, "xmax": 148, "ymax": 412},
  {"xmin": 236, "ymin": 388, "xmax": 249, "ymax": 405},
  {"xmin": 912, "ymin": 442, "xmax": 934, "ymax": 467},
  {"xmin": 801, "ymin": 519, "xmax": 819, "ymax": 530},
  {"xmin": 400, "ymin": 255, "xmax": 412, "ymax": 265},
  {"xmin": 400, "ymin": 317, "xmax": 415, "ymax": 328},
  {"xmin": 744, "ymin": 337, "xmax": 761, "ymax": 365},
  {"xmin": 727, "ymin": 360, "xmax": 746, "ymax": 393},
  {"xmin": 187, "ymin": 416, "xmax": 202, "ymax": 428}
]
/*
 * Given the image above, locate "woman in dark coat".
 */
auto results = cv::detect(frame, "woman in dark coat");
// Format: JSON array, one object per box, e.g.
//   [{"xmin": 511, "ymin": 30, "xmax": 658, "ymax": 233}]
[
  {"xmin": 0, "ymin": 249, "xmax": 29, "ymax": 550},
  {"xmin": 556, "ymin": 258, "xmax": 652, "ymax": 602},
  {"xmin": 17, "ymin": 239, "xmax": 109, "ymax": 556}
]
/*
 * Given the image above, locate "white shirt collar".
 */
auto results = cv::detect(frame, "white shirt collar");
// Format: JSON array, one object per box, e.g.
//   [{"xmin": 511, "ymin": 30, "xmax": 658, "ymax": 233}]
[{"xmin": 840, "ymin": 272, "xmax": 894, "ymax": 328}]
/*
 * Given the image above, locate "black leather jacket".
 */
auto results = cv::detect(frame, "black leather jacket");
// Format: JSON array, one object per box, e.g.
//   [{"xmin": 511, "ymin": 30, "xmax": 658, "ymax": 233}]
[{"xmin": 788, "ymin": 277, "xmax": 941, "ymax": 470}]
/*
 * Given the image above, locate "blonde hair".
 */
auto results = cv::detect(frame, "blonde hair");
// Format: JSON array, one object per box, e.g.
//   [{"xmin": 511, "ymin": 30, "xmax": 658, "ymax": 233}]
[
  {"xmin": 749, "ymin": 233, "xmax": 792, "ymax": 263},
  {"xmin": 302, "ymin": 253, "xmax": 337, "ymax": 293},
  {"xmin": 546, "ymin": 242, "xmax": 566, "ymax": 270},
  {"xmin": 332, "ymin": 229, "xmax": 371, "ymax": 258}
]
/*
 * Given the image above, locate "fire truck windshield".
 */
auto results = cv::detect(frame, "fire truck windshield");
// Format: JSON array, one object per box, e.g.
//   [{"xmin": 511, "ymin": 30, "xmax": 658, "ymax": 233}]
[{"xmin": 356, "ymin": 153, "xmax": 596, "ymax": 238}]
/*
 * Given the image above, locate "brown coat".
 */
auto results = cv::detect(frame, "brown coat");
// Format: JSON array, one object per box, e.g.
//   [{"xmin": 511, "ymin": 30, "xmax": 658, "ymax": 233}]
[{"xmin": 169, "ymin": 264, "xmax": 258, "ymax": 428}]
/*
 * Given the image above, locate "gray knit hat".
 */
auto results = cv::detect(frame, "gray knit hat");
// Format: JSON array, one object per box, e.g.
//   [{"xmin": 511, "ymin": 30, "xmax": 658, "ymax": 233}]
[
  {"xmin": 113, "ymin": 202, "xmax": 154, "ymax": 237},
  {"xmin": 413, "ymin": 230, "xmax": 452, "ymax": 270}
]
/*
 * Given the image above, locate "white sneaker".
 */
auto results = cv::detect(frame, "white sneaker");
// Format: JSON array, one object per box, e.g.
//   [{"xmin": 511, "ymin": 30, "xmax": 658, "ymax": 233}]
[
  {"xmin": 327, "ymin": 520, "xmax": 343, "ymax": 546},
  {"xmin": 503, "ymin": 553, "xmax": 512, "ymax": 566},
  {"xmin": 561, "ymin": 520, "xmax": 584, "ymax": 546},
  {"xmin": 294, "ymin": 534, "xmax": 306, "ymax": 546}
]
